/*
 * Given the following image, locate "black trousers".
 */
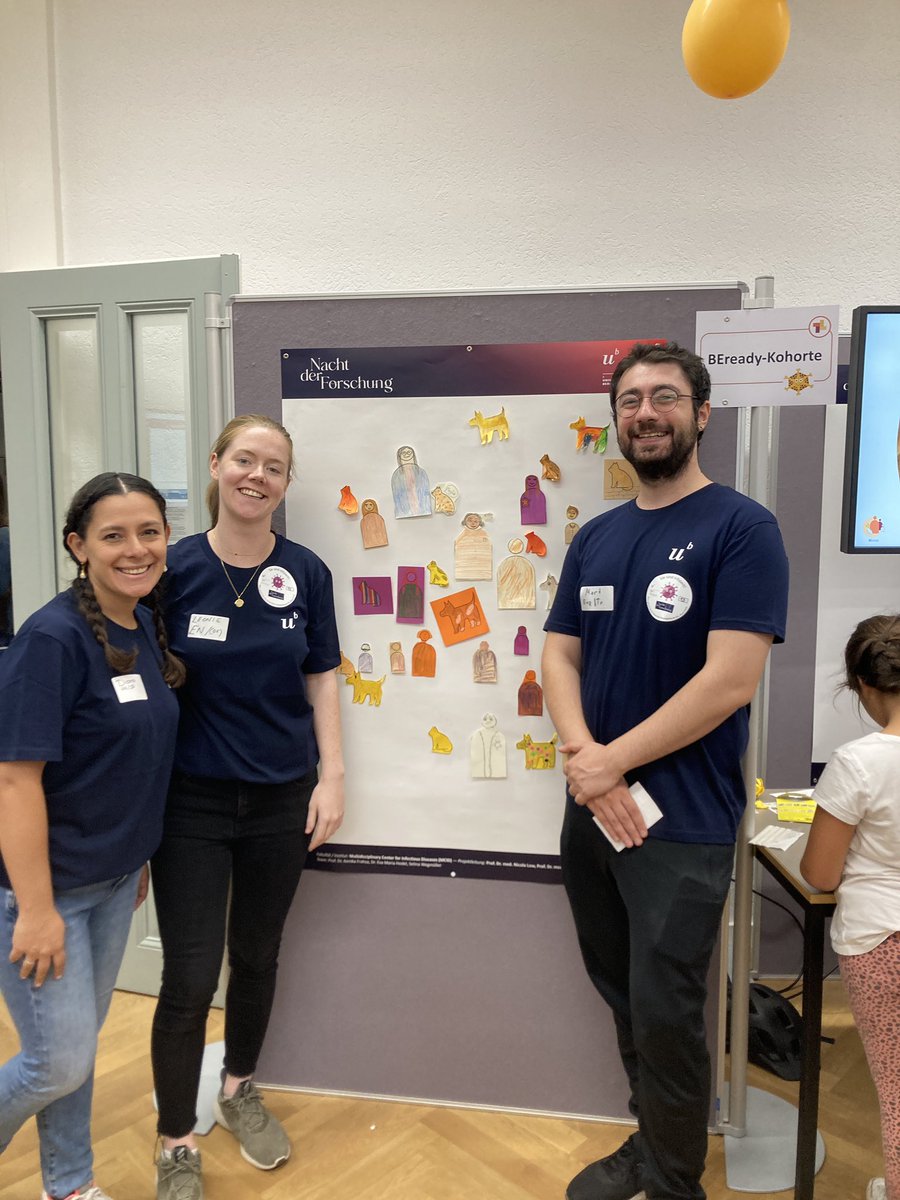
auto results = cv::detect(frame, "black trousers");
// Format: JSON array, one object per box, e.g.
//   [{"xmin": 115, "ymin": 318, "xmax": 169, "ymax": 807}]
[
  {"xmin": 150, "ymin": 770, "xmax": 315, "ymax": 1137},
  {"xmin": 560, "ymin": 796, "xmax": 734, "ymax": 1200}
]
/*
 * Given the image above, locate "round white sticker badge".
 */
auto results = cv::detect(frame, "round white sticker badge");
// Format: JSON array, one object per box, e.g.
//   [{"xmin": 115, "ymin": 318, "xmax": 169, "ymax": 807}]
[
  {"xmin": 257, "ymin": 565, "xmax": 298, "ymax": 609},
  {"xmin": 646, "ymin": 573, "xmax": 693, "ymax": 622}
]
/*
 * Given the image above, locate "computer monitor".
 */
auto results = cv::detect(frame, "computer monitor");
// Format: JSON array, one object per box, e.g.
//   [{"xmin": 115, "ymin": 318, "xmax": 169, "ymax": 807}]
[{"xmin": 841, "ymin": 306, "xmax": 900, "ymax": 553}]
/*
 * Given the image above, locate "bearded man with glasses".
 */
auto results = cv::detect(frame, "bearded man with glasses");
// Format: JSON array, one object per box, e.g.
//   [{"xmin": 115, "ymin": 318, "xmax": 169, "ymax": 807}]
[{"xmin": 542, "ymin": 341, "xmax": 789, "ymax": 1200}]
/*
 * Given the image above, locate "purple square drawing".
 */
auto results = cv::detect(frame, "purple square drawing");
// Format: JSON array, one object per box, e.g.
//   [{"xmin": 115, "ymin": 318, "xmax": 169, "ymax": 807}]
[
  {"xmin": 352, "ymin": 576, "xmax": 394, "ymax": 615},
  {"xmin": 396, "ymin": 565, "xmax": 425, "ymax": 624}
]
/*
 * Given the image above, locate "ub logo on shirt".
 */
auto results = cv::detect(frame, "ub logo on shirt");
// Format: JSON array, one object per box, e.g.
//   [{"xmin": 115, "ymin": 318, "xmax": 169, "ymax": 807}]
[
  {"xmin": 668, "ymin": 540, "xmax": 694, "ymax": 562},
  {"xmin": 281, "ymin": 611, "xmax": 299, "ymax": 630}
]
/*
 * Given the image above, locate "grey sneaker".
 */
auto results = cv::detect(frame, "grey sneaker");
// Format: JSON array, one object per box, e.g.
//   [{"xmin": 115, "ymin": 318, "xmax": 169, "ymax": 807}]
[
  {"xmin": 156, "ymin": 1146, "xmax": 203, "ymax": 1200},
  {"xmin": 213, "ymin": 1079, "xmax": 290, "ymax": 1169}
]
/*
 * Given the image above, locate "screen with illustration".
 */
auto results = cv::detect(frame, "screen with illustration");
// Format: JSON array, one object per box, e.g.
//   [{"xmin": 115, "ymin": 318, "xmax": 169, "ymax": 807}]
[{"xmin": 841, "ymin": 306, "xmax": 900, "ymax": 552}]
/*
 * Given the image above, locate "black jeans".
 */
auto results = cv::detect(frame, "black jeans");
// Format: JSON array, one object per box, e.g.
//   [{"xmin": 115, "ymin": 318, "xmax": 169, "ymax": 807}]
[
  {"xmin": 560, "ymin": 796, "xmax": 734, "ymax": 1200},
  {"xmin": 150, "ymin": 770, "xmax": 315, "ymax": 1137}
]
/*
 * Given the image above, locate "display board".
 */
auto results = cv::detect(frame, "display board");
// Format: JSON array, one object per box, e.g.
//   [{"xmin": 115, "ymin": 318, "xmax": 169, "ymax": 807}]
[
  {"xmin": 280, "ymin": 338, "xmax": 669, "ymax": 881},
  {"xmin": 234, "ymin": 285, "xmax": 748, "ymax": 1118}
]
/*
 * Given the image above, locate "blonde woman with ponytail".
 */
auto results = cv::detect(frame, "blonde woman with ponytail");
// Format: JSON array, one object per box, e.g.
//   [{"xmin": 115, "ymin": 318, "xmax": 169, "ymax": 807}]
[
  {"xmin": 150, "ymin": 415, "xmax": 344, "ymax": 1200},
  {"xmin": 0, "ymin": 472, "xmax": 183, "ymax": 1200}
]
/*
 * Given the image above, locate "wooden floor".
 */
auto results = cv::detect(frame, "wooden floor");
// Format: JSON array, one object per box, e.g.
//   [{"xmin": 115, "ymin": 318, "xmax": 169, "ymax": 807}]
[{"xmin": 0, "ymin": 982, "xmax": 883, "ymax": 1199}]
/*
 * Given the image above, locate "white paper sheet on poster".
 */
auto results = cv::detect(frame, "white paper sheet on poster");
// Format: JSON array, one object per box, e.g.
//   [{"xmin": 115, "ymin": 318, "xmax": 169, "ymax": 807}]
[{"xmin": 282, "ymin": 387, "xmax": 623, "ymax": 859}]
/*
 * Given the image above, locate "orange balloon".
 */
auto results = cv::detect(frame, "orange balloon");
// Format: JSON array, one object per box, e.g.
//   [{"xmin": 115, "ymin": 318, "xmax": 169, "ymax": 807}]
[{"xmin": 682, "ymin": 0, "xmax": 791, "ymax": 100}]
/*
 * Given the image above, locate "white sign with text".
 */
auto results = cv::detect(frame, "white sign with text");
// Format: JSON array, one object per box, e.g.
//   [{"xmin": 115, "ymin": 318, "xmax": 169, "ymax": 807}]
[{"xmin": 696, "ymin": 305, "xmax": 839, "ymax": 408}]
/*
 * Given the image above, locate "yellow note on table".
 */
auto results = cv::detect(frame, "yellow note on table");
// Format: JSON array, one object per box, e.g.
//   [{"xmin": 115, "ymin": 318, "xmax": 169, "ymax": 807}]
[{"xmin": 774, "ymin": 793, "xmax": 817, "ymax": 823}]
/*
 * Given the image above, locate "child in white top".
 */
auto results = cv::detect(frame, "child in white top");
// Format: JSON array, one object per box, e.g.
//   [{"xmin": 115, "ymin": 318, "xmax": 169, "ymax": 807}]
[{"xmin": 802, "ymin": 615, "xmax": 900, "ymax": 1200}]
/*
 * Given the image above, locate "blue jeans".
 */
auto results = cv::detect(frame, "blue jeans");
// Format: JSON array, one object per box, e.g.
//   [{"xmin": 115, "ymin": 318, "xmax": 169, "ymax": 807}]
[{"xmin": 0, "ymin": 870, "xmax": 141, "ymax": 1199}]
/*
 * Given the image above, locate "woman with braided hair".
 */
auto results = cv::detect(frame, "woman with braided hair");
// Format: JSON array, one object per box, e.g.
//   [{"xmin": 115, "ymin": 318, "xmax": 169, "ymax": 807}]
[
  {"xmin": 802, "ymin": 615, "xmax": 900, "ymax": 1200},
  {"xmin": 0, "ymin": 472, "xmax": 182, "ymax": 1200}
]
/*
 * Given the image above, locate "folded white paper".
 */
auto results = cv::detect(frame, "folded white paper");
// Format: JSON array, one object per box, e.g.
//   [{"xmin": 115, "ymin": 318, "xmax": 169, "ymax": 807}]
[
  {"xmin": 749, "ymin": 825, "xmax": 803, "ymax": 851},
  {"xmin": 593, "ymin": 781, "xmax": 663, "ymax": 852}
]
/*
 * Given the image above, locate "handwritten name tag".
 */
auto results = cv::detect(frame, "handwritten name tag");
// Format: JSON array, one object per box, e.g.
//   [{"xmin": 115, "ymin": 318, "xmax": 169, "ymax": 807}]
[
  {"xmin": 111, "ymin": 674, "xmax": 149, "ymax": 703},
  {"xmin": 580, "ymin": 585, "xmax": 614, "ymax": 612},
  {"xmin": 187, "ymin": 613, "xmax": 230, "ymax": 641}
]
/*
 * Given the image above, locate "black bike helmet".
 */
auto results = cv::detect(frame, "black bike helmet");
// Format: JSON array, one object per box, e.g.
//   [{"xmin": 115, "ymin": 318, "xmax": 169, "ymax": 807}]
[{"xmin": 746, "ymin": 982, "xmax": 803, "ymax": 1080}]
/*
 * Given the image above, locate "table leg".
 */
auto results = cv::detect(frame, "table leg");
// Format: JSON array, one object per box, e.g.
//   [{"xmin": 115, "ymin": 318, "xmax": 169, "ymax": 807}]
[{"xmin": 795, "ymin": 908, "xmax": 826, "ymax": 1200}]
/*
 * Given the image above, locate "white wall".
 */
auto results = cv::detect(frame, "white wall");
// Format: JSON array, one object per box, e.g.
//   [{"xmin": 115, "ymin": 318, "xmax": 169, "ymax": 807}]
[{"xmin": 0, "ymin": 0, "xmax": 898, "ymax": 319}]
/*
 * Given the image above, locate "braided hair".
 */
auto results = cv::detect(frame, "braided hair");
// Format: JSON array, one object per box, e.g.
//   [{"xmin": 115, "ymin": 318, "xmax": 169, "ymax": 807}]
[
  {"xmin": 62, "ymin": 473, "xmax": 186, "ymax": 689},
  {"xmin": 843, "ymin": 614, "xmax": 900, "ymax": 697}
]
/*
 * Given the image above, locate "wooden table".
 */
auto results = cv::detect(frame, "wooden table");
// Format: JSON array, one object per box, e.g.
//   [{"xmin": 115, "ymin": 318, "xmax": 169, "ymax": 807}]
[{"xmin": 753, "ymin": 808, "xmax": 836, "ymax": 1200}]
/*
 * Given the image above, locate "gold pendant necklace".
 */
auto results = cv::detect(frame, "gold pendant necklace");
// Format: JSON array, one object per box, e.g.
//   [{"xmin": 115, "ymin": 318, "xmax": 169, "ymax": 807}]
[{"xmin": 211, "ymin": 531, "xmax": 266, "ymax": 608}]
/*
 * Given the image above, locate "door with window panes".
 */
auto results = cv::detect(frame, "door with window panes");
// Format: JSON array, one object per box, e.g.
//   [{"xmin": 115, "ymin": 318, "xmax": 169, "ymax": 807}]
[{"xmin": 0, "ymin": 255, "xmax": 238, "ymax": 997}]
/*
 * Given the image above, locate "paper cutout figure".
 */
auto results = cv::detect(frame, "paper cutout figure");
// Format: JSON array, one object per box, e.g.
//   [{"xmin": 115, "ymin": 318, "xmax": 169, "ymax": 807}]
[
  {"xmin": 352, "ymin": 576, "xmax": 394, "ymax": 615},
  {"xmin": 431, "ymin": 587, "xmax": 490, "ymax": 647},
  {"xmin": 524, "ymin": 530, "xmax": 547, "ymax": 556},
  {"xmin": 472, "ymin": 640, "xmax": 497, "ymax": 683},
  {"xmin": 604, "ymin": 457, "xmax": 640, "ymax": 501},
  {"xmin": 516, "ymin": 732, "xmax": 559, "ymax": 770},
  {"xmin": 431, "ymin": 482, "xmax": 460, "ymax": 515},
  {"xmin": 338, "ymin": 485, "xmax": 359, "ymax": 515},
  {"xmin": 570, "ymin": 416, "xmax": 609, "ymax": 454},
  {"xmin": 360, "ymin": 499, "xmax": 389, "ymax": 549},
  {"xmin": 391, "ymin": 445, "xmax": 433, "ymax": 518},
  {"xmin": 358, "ymin": 643, "xmax": 373, "ymax": 674},
  {"xmin": 520, "ymin": 475, "xmax": 547, "ymax": 525},
  {"xmin": 337, "ymin": 652, "xmax": 355, "ymax": 679},
  {"xmin": 428, "ymin": 726, "xmax": 453, "ymax": 754},
  {"xmin": 539, "ymin": 574, "xmax": 558, "ymax": 610},
  {"xmin": 396, "ymin": 566, "xmax": 425, "ymax": 624},
  {"xmin": 514, "ymin": 626, "xmax": 530, "ymax": 656},
  {"xmin": 470, "ymin": 714, "xmax": 507, "ymax": 779},
  {"xmin": 389, "ymin": 641, "xmax": 406, "ymax": 674},
  {"xmin": 412, "ymin": 629, "xmax": 436, "ymax": 677},
  {"xmin": 426, "ymin": 560, "xmax": 449, "ymax": 587},
  {"xmin": 565, "ymin": 505, "xmax": 580, "ymax": 545},
  {"xmin": 454, "ymin": 512, "xmax": 493, "ymax": 580},
  {"xmin": 468, "ymin": 406, "xmax": 509, "ymax": 445},
  {"xmin": 540, "ymin": 453, "xmax": 561, "ymax": 482},
  {"xmin": 518, "ymin": 670, "xmax": 544, "ymax": 717},
  {"xmin": 497, "ymin": 538, "xmax": 535, "ymax": 610},
  {"xmin": 344, "ymin": 669, "xmax": 385, "ymax": 706}
]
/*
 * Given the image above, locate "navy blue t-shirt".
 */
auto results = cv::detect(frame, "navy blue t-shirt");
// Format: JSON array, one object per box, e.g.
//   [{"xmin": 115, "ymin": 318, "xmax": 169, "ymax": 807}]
[
  {"xmin": 545, "ymin": 483, "xmax": 789, "ymax": 843},
  {"xmin": 165, "ymin": 532, "xmax": 341, "ymax": 783},
  {"xmin": 0, "ymin": 590, "xmax": 179, "ymax": 890}
]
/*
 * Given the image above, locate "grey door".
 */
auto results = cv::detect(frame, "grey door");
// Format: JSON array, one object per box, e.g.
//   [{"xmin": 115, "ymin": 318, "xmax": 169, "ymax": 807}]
[{"xmin": 0, "ymin": 253, "xmax": 239, "ymax": 996}]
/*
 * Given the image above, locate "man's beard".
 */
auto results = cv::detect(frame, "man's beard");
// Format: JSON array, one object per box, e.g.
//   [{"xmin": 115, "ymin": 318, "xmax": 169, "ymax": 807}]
[{"xmin": 617, "ymin": 418, "xmax": 699, "ymax": 483}]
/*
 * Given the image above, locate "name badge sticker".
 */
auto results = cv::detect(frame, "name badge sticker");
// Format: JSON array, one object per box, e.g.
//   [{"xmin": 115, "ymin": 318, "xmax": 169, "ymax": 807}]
[
  {"xmin": 111, "ymin": 674, "xmax": 149, "ymax": 703},
  {"xmin": 580, "ymin": 585, "xmax": 614, "ymax": 612},
  {"xmin": 646, "ymin": 573, "xmax": 693, "ymax": 622},
  {"xmin": 258, "ymin": 565, "xmax": 298, "ymax": 609},
  {"xmin": 187, "ymin": 614, "xmax": 230, "ymax": 641}
]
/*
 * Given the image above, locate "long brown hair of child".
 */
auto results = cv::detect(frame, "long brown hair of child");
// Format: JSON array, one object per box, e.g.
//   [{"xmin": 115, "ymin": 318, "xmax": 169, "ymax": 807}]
[{"xmin": 843, "ymin": 614, "xmax": 900, "ymax": 699}]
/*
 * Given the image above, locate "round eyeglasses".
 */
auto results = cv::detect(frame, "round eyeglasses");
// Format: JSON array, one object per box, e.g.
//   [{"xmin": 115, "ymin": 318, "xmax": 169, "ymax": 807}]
[{"xmin": 615, "ymin": 390, "xmax": 696, "ymax": 416}]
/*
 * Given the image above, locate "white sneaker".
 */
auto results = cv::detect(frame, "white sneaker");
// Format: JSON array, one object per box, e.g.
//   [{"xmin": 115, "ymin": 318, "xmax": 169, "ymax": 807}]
[
  {"xmin": 42, "ymin": 1186, "xmax": 112, "ymax": 1200},
  {"xmin": 866, "ymin": 1180, "xmax": 886, "ymax": 1200}
]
